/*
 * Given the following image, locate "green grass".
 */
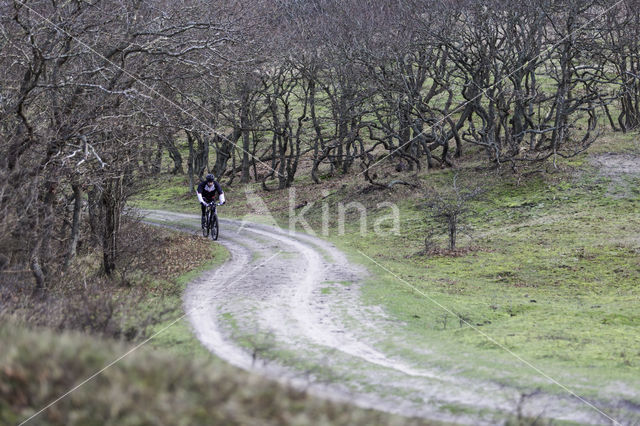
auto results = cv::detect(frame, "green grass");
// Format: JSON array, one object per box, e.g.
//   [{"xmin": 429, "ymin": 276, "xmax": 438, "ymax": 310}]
[
  {"xmin": 317, "ymin": 161, "xmax": 640, "ymax": 395},
  {"xmin": 130, "ymin": 174, "xmax": 195, "ymax": 212}
]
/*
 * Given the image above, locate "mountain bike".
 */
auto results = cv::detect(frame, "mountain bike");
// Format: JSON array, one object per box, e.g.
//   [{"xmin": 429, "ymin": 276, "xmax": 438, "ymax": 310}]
[{"xmin": 202, "ymin": 202, "xmax": 221, "ymax": 240}]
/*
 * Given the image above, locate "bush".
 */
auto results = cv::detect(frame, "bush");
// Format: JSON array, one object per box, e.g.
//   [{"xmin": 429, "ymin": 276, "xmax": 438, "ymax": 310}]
[{"xmin": 0, "ymin": 222, "xmax": 213, "ymax": 341}]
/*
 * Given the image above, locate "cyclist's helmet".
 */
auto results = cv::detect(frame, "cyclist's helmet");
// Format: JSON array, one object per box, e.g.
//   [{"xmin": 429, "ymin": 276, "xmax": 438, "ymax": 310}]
[{"xmin": 205, "ymin": 173, "xmax": 215, "ymax": 182}]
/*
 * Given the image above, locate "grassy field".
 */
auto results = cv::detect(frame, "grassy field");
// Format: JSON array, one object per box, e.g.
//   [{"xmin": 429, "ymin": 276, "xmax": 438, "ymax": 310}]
[
  {"xmin": 332, "ymin": 174, "xmax": 639, "ymax": 395},
  {"xmin": 131, "ymin": 130, "xmax": 640, "ymax": 403},
  {"xmin": 344, "ymin": 173, "xmax": 639, "ymax": 367},
  {"xmin": 331, "ymin": 146, "xmax": 638, "ymax": 399}
]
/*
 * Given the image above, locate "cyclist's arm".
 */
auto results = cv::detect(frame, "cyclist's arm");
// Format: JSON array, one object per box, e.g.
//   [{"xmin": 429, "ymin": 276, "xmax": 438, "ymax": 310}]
[
  {"xmin": 196, "ymin": 182, "xmax": 206, "ymax": 204},
  {"xmin": 215, "ymin": 182, "xmax": 225, "ymax": 204}
]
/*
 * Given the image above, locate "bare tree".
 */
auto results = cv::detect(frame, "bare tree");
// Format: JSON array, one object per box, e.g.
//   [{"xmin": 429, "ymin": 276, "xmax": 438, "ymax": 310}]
[
  {"xmin": 599, "ymin": 0, "xmax": 640, "ymax": 132},
  {"xmin": 0, "ymin": 0, "xmax": 242, "ymax": 282},
  {"xmin": 2, "ymin": 0, "xmax": 632, "ymax": 286},
  {"xmin": 423, "ymin": 174, "xmax": 485, "ymax": 251}
]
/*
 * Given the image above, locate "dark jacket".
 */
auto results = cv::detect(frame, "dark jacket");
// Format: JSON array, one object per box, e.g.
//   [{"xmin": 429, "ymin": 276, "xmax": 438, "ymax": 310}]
[{"xmin": 197, "ymin": 180, "xmax": 223, "ymax": 203}]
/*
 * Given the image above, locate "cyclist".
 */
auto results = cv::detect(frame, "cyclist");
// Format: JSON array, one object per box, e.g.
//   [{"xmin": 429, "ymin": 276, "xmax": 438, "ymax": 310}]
[{"xmin": 197, "ymin": 173, "xmax": 225, "ymax": 229}]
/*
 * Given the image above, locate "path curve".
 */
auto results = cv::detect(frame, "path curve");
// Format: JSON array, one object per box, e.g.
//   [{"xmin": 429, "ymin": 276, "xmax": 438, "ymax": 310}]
[{"xmin": 142, "ymin": 210, "xmax": 635, "ymax": 425}]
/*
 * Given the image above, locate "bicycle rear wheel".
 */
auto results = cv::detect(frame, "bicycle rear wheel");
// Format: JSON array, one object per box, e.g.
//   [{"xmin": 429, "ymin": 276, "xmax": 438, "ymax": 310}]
[{"xmin": 202, "ymin": 207, "xmax": 210, "ymax": 237}]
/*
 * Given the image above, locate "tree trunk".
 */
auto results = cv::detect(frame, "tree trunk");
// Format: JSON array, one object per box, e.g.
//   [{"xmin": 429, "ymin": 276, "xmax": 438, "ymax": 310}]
[
  {"xmin": 164, "ymin": 135, "xmax": 183, "ymax": 174},
  {"xmin": 240, "ymin": 97, "xmax": 251, "ymax": 183},
  {"xmin": 64, "ymin": 183, "xmax": 83, "ymax": 270},
  {"xmin": 153, "ymin": 138, "xmax": 162, "ymax": 173},
  {"xmin": 101, "ymin": 177, "xmax": 123, "ymax": 276},
  {"xmin": 30, "ymin": 237, "xmax": 45, "ymax": 289},
  {"xmin": 187, "ymin": 131, "xmax": 195, "ymax": 192},
  {"xmin": 87, "ymin": 186, "xmax": 102, "ymax": 246},
  {"xmin": 448, "ymin": 215, "xmax": 457, "ymax": 251},
  {"xmin": 213, "ymin": 129, "xmax": 240, "ymax": 179},
  {"xmin": 186, "ymin": 130, "xmax": 209, "ymax": 192},
  {"xmin": 196, "ymin": 132, "xmax": 209, "ymax": 177},
  {"xmin": 141, "ymin": 139, "xmax": 153, "ymax": 173}
]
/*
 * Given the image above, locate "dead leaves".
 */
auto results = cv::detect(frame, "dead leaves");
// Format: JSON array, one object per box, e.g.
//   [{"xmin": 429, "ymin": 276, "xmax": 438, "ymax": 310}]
[{"xmin": 140, "ymin": 231, "xmax": 213, "ymax": 280}]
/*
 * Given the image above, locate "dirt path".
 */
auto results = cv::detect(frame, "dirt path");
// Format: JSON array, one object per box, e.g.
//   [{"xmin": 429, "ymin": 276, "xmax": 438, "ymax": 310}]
[
  {"xmin": 142, "ymin": 210, "xmax": 635, "ymax": 425},
  {"xmin": 591, "ymin": 153, "xmax": 640, "ymax": 198}
]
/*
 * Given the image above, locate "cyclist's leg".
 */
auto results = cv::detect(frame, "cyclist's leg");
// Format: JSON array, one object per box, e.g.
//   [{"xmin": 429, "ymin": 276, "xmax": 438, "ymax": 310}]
[{"xmin": 201, "ymin": 203, "xmax": 207, "ymax": 228}]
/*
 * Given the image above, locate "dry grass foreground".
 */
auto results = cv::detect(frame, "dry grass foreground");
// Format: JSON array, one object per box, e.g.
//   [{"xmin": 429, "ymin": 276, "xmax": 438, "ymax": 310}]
[{"xmin": 0, "ymin": 323, "xmax": 435, "ymax": 426}]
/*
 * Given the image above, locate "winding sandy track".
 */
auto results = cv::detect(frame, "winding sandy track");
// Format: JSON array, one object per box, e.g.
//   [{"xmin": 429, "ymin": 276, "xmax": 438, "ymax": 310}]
[{"xmin": 142, "ymin": 210, "xmax": 635, "ymax": 425}]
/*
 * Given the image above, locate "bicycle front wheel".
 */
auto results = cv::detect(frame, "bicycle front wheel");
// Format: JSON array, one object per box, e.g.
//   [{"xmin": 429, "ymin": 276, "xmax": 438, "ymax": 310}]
[{"xmin": 210, "ymin": 214, "xmax": 219, "ymax": 241}]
